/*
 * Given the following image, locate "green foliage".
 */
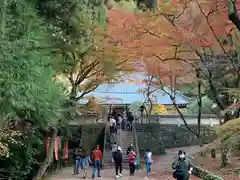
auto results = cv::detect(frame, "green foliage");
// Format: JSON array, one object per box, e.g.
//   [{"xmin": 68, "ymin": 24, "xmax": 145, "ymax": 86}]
[
  {"xmin": 0, "ymin": 0, "xmax": 63, "ymax": 129},
  {"xmin": 117, "ymin": 0, "xmax": 140, "ymax": 12},
  {"xmin": 193, "ymin": 165, "xmax": 223, "ymax": 180},
  {"xmin": 36, "ymin": 0, "xmax": 108, "ymax": 72},
  {"xmin": 217, "ymin": 118, "xmax": 240, "ymax": 155},
  {"xmin": 0, "ymin": 0, "xmax": 64, "ymax": 179},
  {"xmin": 187, "ymin": 96, "xmax": 214, "ymax": 114},
  {"xmin": 217, "ymin": 118, "xmax": 240, "ymax": 141},
  {"xmin": 129, "ymin": 101, "xmax": 144, "ymax": 117},
  {"xmin": 0, "ymin": 133, "xmax": 44, "ymax": 180}
]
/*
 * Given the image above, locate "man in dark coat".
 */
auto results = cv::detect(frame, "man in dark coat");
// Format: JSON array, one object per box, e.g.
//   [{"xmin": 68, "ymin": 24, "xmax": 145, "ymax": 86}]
[{"xmin": 172, "ymin": 150, "xmax": 193, "ymax": 180}]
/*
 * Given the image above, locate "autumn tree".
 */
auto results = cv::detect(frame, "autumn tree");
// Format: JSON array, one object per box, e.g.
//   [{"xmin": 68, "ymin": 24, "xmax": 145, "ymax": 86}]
[
  {"xmin": 111, "ymin": 0, "xmax": 239, "ymax": 121},
  {"xmin": 36, "ymin": 1, "xmax": 133, "ymax": 112},
  {"xmin": 109, "ymin": 0, "xmax": 240, "ymax": 166}
]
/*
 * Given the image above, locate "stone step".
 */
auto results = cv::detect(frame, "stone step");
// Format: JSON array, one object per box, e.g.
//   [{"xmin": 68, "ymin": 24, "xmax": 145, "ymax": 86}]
[{"xmin": 120, "ymin": 141, "xmax": 134, "ymax": 144}]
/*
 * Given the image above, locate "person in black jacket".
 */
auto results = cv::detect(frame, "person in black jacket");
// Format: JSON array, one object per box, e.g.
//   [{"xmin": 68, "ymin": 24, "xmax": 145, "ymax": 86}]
[
  {"xmin": 127, "ymin": 144, "xmax": 134, "ymax": 155},
  {"xmin": 172, "ymin": 150, "xmax": 193, "ymax": 180},
  {"xmin": 113, "ymin": 146, "xmax": 123, "ymax": 178}
]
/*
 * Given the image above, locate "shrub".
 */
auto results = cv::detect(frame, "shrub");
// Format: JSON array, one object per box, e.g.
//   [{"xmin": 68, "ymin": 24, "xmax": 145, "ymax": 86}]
[{"xmin": 193, "ymin": 165, "xmax": 223, "ymax": 180}]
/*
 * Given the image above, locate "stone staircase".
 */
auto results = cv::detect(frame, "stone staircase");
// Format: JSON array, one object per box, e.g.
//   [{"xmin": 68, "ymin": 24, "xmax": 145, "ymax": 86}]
[
  {"xmin": 119, "ymin": 130, "xmax": 136, "ymax": 169},
  {"xmin": 103, "ymin": 128, "xmax": 136, "ymax": 169}
]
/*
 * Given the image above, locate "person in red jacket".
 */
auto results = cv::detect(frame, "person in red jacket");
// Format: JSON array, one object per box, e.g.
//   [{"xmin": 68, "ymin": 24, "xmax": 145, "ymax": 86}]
[
  {"xmin": 92, "ymin": 145, "xmax": 102, "ymax": 179},
  {"xmin": 128, "ymin": 150, "xmax": 136, "ymax": 175}
]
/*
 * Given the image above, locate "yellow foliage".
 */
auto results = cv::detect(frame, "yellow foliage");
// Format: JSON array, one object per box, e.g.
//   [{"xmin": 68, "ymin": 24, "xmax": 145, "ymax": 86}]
[
  {"xmin": 0, "ymin": 129, "xmax": 23, "ymax": 158},
  {"xmin": 152, "ymin": 104, "xmax": 168, "ymax": 114},
  {"xmin": 217, "ymin": 118, "xmax": 240, "ymax": 141}
]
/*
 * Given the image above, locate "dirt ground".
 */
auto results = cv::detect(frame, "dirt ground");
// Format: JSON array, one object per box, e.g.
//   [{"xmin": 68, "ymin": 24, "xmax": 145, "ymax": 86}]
[{"xmin": 192, "ymin": 150, "xmax": 240, "ymax": 180}]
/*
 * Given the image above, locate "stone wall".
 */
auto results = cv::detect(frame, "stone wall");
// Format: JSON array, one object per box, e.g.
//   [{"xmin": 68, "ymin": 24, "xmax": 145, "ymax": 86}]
[
  {"xmin": 69, "ymin": 123, "xmax": 105, "ymax": 154},
  {"xmin": 135, "ymin": 124, "xmax": 216, "ymax": 155}
]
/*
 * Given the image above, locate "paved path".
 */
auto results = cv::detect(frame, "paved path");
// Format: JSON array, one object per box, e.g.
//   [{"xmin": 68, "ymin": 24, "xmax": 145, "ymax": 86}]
[
  {"xmin": 48, "ymin": 146, "xmax": 202, "ymax": 180},
  {"xmin": 48, "ymin": 167, "xmax": 201, "ymax": 180}
]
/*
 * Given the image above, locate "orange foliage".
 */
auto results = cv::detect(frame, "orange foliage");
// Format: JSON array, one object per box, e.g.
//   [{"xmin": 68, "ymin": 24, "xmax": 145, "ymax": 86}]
[{"xmin": 107, "ymin": 0, "xmax": 235, "ymax": 86}]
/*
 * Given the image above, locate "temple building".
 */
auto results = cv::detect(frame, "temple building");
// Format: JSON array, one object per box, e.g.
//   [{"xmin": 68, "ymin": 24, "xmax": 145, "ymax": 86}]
[{"xmin": 79, "ymin": 73, "xmax": 190, "ymax": 116}]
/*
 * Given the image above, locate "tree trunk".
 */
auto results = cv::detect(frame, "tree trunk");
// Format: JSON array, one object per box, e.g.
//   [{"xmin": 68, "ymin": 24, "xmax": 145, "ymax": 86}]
[
  {"xmin": 70, "ymin": 84, "xmax": 77, "ymax": 101},
  {"xmin": 196, "ymin": 68, "xmax": 202, "ymax": 147},
  {"xmin": 221, "ymin": 141, "xmax": 230, "ymax": 168},
  {"xmin": 198, "ymin": 136, "xmax": 203, "ymax": 147},
  {"xmin": 33, "ymin": 130, "xmax": 57, "ymax": 180}
]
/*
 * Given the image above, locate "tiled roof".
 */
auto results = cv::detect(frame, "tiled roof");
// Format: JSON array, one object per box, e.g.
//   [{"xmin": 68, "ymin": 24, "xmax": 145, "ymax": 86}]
[{"xmin": 78, "ymin": 74, "xmax": 190, "ymax": 105}]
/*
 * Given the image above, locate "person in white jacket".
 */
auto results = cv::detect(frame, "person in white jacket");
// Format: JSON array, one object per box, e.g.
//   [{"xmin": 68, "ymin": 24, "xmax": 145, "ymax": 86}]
[{"xmin": 144, "ymin": 148, "xmax": 153, "ymax": 177}]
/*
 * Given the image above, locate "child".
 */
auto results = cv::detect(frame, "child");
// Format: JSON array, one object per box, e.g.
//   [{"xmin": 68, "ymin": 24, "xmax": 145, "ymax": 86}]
[
  {"xmin": 144, "ymin": 148, "xmax": 153, "ymax": 177},
  {"xmin": 128, "ymin": 150, "xmax": 136, "ymax": 175}
]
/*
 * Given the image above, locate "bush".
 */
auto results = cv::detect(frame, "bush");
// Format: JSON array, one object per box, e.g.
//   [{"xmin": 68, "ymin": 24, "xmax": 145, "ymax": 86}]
[{"xmin": 193, "ymin": 165, "xmax": 223, "ymax": 180}]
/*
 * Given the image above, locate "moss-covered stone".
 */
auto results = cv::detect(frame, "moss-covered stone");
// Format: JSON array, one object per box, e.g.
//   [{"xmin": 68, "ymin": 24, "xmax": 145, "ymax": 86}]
[{"xmin": 193, "ymin": 165, "xmax": 223, "ymax": 180}]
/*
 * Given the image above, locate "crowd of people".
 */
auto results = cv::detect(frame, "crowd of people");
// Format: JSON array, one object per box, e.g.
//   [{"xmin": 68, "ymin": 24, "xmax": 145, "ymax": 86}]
[
  {"xmin": 72, "ymin": 108, "xmax": 193, "ymax": 179},
  {"xmin": 73, "ymin": 144, "xmax": 193, "ymax": 180},
  {"xmin": 109, "ymin": 111, "xmax": 134, "ymax": 132},
  {"xmin": 112, "ymin": 142, "xmax": 143, "ymax": 178}
]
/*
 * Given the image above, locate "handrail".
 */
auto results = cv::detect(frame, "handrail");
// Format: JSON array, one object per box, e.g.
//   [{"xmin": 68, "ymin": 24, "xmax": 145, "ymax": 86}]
[
  {"xmin": 132, "ymin": 122, "xmax": 140, "ymax": 167},
  {"xmin": 102, "ymin": 122, "xmax": 109, "ymax": 167}
]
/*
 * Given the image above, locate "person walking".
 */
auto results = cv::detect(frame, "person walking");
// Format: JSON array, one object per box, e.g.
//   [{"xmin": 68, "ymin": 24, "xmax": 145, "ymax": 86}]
[
  {"xmin": 75, "ymin": 147, "xmax": 84, "ymax": 174},
  {"xmin": 111, "ymin": 124, "xmax": 117, "ymax": 143},
  {"xmin": 122, "ymin": 111, "xmax": 127, "ymax": 131},
  {"xmin": 81, "ymin": 149, "xmax": 92, "ymax": 179},
  {"xmin": 114, "ymin": 146, "xmax": 123, "ymax": 178},
  {"xmin": 127, "ymin": 144, "xmax": 134, "ymax": 155},
  {"xmin": 172, "ymin": 150, "xmax": 193, "ymax": 180},
  {"xmin": 92, "ymin": 145, "xmax": 102, "ymax": 179},
  {"xmin": 110, "ymin": 116, "xmax": 117, "ymax": 143},
  {"xmin": 109, "ymin": 116, "xmax": 116, "ymax": 133},
  {"xmin": 127, "ymin": 112, "xmax": 134, "ymax": 131},
  {"xmin": 128, "ymin": 150, "xmax": 136, "ymax": 175},
  {"xmin": 111, "ymin": 142, "xmax": 118, "ymax": 162},
  {"xmin": 144, "ymin": 148, "xmax": 153, "ymax": 177},
  {"xmin": 118, "ymin": 114, "xmax": 123, "ymax": 128},
  {"xmin": 73, "ymin": 148, "xmax": 77, "ymax": 174}
]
